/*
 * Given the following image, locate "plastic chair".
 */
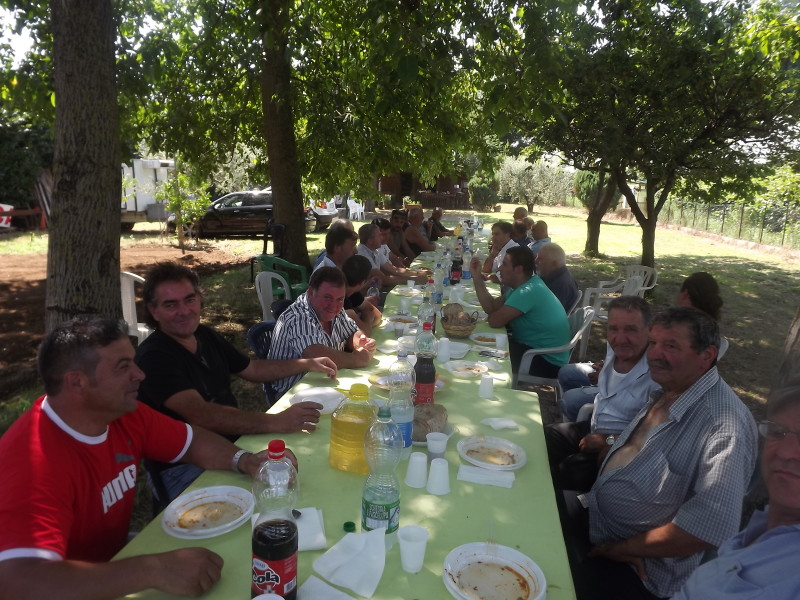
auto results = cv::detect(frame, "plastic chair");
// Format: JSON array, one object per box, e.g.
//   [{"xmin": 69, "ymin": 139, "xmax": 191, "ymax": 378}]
[
  {"xmin": 577, "ymin": 275, "xmax": 643, "ymax": 361},
  {"xmin": 249, "ymin": 223, "xmax": 288, "ymax": 282},
  {"xmin": 347, "ymin": 198, "xmax": 365, "ymax": 220},
  {"xmin": 255, "ymin": 271, "xmax": 292, "ymax": 321},
  {"xmin": 513, "ymin": 306, "xmax": 595, "ymax": 391},
  {"xmin": 254, "ymin": 256, "xmax": 309, "ymax": 300},
  {"xmin": 598, "ymin": 265, "xmax": 658, "ymax": 297},
  {"xmin": 120, "ymin": 272, "xmax": 152, "ymax": 344},
  {"xmin": 246, "ymin": 321, "xmax": 278, "ymax": 407}
]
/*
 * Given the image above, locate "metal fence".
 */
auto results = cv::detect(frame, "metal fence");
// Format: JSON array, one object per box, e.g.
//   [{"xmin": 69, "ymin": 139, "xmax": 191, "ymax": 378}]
[{"xmin": 559, "ymin": 196, "xmax": 800, "ymax": 250}]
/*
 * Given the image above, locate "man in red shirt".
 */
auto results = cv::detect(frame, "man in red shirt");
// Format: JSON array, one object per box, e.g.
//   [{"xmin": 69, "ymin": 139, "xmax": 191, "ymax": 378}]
[{"xmin": 0, "ymin": 317, "xmax": 275, "ymax": 599}]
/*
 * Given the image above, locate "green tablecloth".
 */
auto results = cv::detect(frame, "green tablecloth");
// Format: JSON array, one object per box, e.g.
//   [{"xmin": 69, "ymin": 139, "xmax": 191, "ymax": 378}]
[{"xmin": 116, "ymin": 281, "xmax": 576, "ymax": 600}]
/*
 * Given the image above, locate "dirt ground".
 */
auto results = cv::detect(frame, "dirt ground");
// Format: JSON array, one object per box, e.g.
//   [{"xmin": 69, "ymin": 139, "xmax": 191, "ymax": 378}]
[{"xmin": 0, "ymin": 242, "xmax": 242, "ymax": 399}]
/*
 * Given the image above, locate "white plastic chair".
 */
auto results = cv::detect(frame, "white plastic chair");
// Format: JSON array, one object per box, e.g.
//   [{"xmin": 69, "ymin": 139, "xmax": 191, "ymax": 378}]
[
  {"xmin": 120, "ymin": 272, "xmax": 152, "ymax": 344},
  {"xmin": 598, "ymin": 265, "xmax": 658, "ymax": 297},
  {"xmin": 513, "ymin": 306, "xmax": 595, "ymax": 391},
  {"xmin": 255, "ymin": 271, "xmax": 292, "ymax": 321},
  {"xmin": 347, "ymin": 198, "xmax": 365, "ymax": 220}
]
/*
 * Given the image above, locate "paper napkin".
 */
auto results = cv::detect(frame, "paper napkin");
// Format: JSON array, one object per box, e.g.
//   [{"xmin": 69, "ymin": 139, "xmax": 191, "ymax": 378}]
[
  {"xmin": 312, "ymin": 528, "xmax": 386, "ymax": 598},
  {"xmin": 457, "ymin": 464, "xmax": 516, "ymax": 488},
  {"xmin": 297, "ymin": 507, "xmax": 327, "ymax": 551},
  {"xmin": 298, "ymin": 575, "xmax": 356, "ymax": 600},
  {"xmin": 481, "ymin": 418, "xmax": 519, "ymax": 431}
]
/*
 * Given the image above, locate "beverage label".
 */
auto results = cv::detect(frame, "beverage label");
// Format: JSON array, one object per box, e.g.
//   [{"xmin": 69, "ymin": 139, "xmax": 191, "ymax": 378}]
[
  {"xmin": 432, "ymin": 290, "xmax": 443, "ymax": 305},
  {"xmin": 462, "ymin": 269, "xmax": 472, "ymax": 281},
  {"xmin": 252, "ymin": 553, "xmax": 297, "ymax": 597},
  {"xmin": 414, "ymin": 382, "xmax": 435, "ymax": 404},
  {"xmin": 362, "ymin": 498, "xmax": 400, "ymax": 534},
  {"xmin": 397, "ymin": 420, "xmax": 413, "ymax": 449}
]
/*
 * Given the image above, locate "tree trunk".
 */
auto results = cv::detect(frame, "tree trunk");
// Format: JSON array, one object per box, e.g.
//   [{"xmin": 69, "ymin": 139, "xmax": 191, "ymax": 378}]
[
  {"xmin": 775, "ymin": 306, "xmax": 800, "ymax": 391},
  {"xmin": 46, "ymin": 0, "xmax": 121, "ymax": 333},
  {"xmin": 616, "ymin": 171, "xmax": 675, "ymax": 269},
  {"xmin": 260, "ymin": 0, "xmax": 311, "ymax": 270},
  {"xmin": 584, "ymin": 170, "xmax": 616, "ymax": 257}
]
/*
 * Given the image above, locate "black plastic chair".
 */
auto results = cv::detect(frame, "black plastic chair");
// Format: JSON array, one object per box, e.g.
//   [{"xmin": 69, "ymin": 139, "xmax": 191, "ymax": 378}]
[{"xmin": 247, "ymin": 321, "xmax": 278, "ymax": 407}]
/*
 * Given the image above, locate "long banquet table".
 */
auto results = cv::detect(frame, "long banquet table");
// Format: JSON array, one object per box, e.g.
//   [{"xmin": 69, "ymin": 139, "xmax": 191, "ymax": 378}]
[{"xmin": 116, "ymin": 258, "xmax": 576, "ymax": 600}]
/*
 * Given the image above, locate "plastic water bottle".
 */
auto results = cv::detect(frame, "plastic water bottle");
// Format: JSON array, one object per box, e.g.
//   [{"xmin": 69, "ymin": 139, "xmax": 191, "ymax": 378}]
[
  {"xmin": 417, "ymin": 296, "xmax": 436, "ymax": 333},
  {"xmin": 366, "ymin": 279, "xmax": 380, "ymax": 301},
  {"xmin": 362, "ymin": 406, "xmax": 402, "ymax": 549},
  {"xmin": 329, "ymin": 384, "xmax": 377, "ymax": 474},
  {"xmin": 432, "ymin": 273, "xmax": 445, "ymax": 309},
  {"xmin": 462, "ymin": 246, "xmax": 473, "ymax": 281},
  {"xmin": 252, "ymin": 440, "xmax": 299, "ymax": 599},
  {"xmin": 442, "ymin": 250, "xmax": 452, "ymax": 286},
  {"xmin": 387, "ymin": 351, "xmax": 415, "ymax": 459}
]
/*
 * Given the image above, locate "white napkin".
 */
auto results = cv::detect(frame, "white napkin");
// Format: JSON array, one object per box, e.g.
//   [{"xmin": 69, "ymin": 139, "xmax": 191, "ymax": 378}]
[
  {"xmin": 481, "ymin": 418, "xmax": 519, "ymax": 431},
  {"xmin": 312, "ymin": 528, "xmax": 386, "ymax": 598},
  {"xmin": 297, "ymin": 507, "xmax": 327, "ymax": 551},
  {"xmin": 376, "ymin": 342, "xmax": 399, "ymax": 354},
  {"xmin": 298, "ymin": 575, "xmax": 356, "ymax": 600},
  {"xmin": 457, "ymin": 465, "xmax": 516, "ymax": 488}
]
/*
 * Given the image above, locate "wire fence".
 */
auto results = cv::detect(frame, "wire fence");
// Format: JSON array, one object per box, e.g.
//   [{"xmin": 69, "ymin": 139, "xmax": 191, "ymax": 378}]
[{"xmin": 559, "ymin": 196, "xmax": 800, "ymax": 250}]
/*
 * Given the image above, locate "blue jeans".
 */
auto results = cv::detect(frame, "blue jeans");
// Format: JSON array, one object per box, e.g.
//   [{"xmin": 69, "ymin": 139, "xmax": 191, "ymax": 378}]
[
  {"xmin": 558, "ymin": 362, "xmax": 594, "ymax": 392},
  {"xmin": 147, "ymin": 463, "xmax": 204, "ymax": 512},
  {"xmin": 559, "ymin": 386, "xmax": 598, "ymax": 422}
]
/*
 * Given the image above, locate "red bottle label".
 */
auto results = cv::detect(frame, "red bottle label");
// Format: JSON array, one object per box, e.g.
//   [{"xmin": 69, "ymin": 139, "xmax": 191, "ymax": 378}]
[
  {"xmin": 251, "ymin": 553, "xmax": 297, "ymax": 597},
  {"xmin": 414, "ymin": 381, "xmax": 436, "ymax": 405}
]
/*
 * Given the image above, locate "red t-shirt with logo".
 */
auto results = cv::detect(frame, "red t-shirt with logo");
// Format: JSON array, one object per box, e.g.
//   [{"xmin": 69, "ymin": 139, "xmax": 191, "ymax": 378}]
[{"xmin": 0, "ymin": 396, "xmax": 191, "ymax": 563}]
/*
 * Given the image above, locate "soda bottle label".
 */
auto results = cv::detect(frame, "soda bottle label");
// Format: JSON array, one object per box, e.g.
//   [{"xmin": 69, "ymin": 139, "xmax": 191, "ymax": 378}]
[
  {"xmin": 431, "ymin": 290, "xmax": 443, "ymax": 305},
  {"xmin": 414, "ymin": 381, "xmax": 435, "ymax": 404},
  {"xmin": 396, "ymin": 420, "xmax": 413, "ymax": 449},
  {"xmin": 362, "ymin": 498, "xmax": 400, "ymax": 534},
  {"xmin": 251, "ymin": 553, "xmax": 297, "ymax": 597}
]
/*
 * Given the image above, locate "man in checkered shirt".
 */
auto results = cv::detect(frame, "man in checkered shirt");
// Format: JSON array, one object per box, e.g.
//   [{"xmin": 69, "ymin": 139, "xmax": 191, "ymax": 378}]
[{"xmin": 564, "ymin": 306, "xmax": 758, "ymax": 600}]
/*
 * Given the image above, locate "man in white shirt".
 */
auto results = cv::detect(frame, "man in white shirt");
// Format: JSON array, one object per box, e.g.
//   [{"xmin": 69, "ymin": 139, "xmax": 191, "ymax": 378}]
[
  {"xmin": 356, "ymin": 223, "xmax": 426, "ymax": 287},
  {"xmin": 481, "ymin": 221, "xmax": 519, "ymax": 283}
]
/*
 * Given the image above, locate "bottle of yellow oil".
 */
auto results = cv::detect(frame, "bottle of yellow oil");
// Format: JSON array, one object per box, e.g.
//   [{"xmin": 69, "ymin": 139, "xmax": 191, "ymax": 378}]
[{"xmin": 329, "ymin": 384, "xmax": 377, "ymax": 474}]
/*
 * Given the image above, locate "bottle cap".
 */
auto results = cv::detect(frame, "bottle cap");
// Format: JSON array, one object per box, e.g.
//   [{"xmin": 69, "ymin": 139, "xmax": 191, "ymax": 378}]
[
  {"xmin": 343, "ymin": 521, "xmax": 356, "ymax": 532},
  {"xmin": 349, "ymin": 383, "xmax": 370, "ymax": 400},
  {"xmin": 423, "ymin": 322, "xmax": 433, "ymax": 331},
  {"xmin": 267, "ymin": 439, "xmax": 286, "ymax": 459}
]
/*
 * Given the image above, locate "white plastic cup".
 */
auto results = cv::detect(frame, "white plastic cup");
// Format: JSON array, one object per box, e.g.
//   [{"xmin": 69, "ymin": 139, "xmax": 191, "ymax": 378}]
[
  {"xmin": 495, "ymin": 333, "xmax": 508, "ymax": 351},
  {"xmin": 399, "ymin": 297, "xmax": 411, "ymax": 315},
  {"xmin": 426, "ymin": 457, "xmax": 451, "ymax": 495},
  {"xmin": 479, "ymin": 374, "xmax": 494, "ymax": 399},
  {"xmin": 438, "ymin": 337, "xmax": 451, "ymax": 363},
  {"xmin": 398, "ymin": 525, "xmax": 430, "ymax": 574},
  {"xmin": 426, "ymin": 432, "xmax": 448, "ymax": 461},
  {"xmin": 407, "ymin": 279, "xmax": 416, "ymax": 289},
  {"xmin": 395, "ymin": 321, "xmax": 405, "ymax": 338},
  {"xmin": 404, "ymin": 452, "xmax": 429, "ymax": 488}
]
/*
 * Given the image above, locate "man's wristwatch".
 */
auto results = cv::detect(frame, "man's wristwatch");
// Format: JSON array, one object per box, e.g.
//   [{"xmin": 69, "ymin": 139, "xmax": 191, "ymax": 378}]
[
  {"xmin": 605, "ymin": 434, "xmax": 616, "ymax": 446},
  {"xmin": 230, "ymin": 448, "xmax": 252, "ymax": 473}
]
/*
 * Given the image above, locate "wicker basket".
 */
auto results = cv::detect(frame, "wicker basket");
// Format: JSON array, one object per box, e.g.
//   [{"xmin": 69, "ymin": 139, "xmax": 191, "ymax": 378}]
[{"xmin": 440, "ymin": 302, "xmax": 479, "ymax": 338}]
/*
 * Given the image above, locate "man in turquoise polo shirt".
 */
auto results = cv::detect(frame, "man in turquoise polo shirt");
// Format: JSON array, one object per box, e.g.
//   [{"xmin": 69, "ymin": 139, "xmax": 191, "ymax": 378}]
[{"xmin": 469, "ymin": 246, "xmax": 570, "ymax": 378}]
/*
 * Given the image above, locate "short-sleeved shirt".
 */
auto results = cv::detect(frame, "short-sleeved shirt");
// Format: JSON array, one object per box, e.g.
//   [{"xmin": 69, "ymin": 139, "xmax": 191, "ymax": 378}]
[
  {"xmin": 672, "ymin": 508, "xmax": 800, "ymax": 600},
  {"xmin": 540, "ymin": 265, "xmax": 581, "ymax": 313},
  {"xmin": 267, "ymin": 293, "xmax": 359, "ymax": 397},
  {"xmin": 503, "ymin": 275, "xmax": 570, "ymax": 366},
  {"xmin": 312, "ymin": 255, "xmax": 337, "ymax": 273},
  {"xmin": 528, "ymin": 236, "xmax": 552, "ymax": 258},
  {"xmin": 586, "ymin": 367, "xmax": 758, "ymax": 597},
  {"xmin": 357, "ymin": 244, "xmax": 388, "ymax": 270},
  {"xmin": 136, "ymin": 326, "xmax": 250, "ymax": 423},
  {"xmin": 0, "ymin": 397, "xmax": 190, "ymax": 563}
]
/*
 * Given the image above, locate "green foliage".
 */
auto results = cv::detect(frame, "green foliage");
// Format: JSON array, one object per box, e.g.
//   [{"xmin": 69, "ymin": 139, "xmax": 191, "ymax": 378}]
[
  {"xmin": 497, "ymin": 156, "xmax": 573, "ymax": 207},
  {"xmin": 573, "ymin": 170, "xmax": 621, "ymax": 211},
  {"xmin": 0, "ymin": 120, "xmax": 52, "ymax": 208},
  {"xmin": 468, "ymin": 171, "xmax": 499, "ymax": 210},
  {"xmin": 153, "ymin": 169, "xmax": 210, "ymax": 234}
]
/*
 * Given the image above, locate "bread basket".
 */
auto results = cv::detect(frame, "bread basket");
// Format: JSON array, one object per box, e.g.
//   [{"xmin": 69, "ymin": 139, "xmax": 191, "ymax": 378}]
[{"xmin": 439, "ymin": 303, "xmax": 479, "ymax": 338}]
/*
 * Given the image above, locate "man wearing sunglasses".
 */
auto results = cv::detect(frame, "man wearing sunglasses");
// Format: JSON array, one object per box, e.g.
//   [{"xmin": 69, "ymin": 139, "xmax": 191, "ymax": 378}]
[{"xmin": 672, "ymin": 378, "xmax": 800, "ymax": 598}]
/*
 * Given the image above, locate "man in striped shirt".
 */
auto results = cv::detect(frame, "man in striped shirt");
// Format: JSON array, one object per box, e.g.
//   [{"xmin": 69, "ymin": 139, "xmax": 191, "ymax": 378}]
[{"xmin": 268, "ymin": 267, "xmax": 376, "ymax": 398}]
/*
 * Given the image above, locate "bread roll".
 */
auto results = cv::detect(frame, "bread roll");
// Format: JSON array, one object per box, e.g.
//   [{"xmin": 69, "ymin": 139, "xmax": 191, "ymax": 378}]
[{"xmin": 412, "ymin": 404, "xmax": 448, "ymax": 442}]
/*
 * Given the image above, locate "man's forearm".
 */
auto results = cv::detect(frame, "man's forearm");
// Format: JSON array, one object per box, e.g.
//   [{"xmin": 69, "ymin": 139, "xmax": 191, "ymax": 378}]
[
  {"xmin": 303, "ymin": 344, "xmax": 371, "ymax": 369},
  {"xmin": 608, "ymin": 523, "xmax": 712, "ymax": 559}
]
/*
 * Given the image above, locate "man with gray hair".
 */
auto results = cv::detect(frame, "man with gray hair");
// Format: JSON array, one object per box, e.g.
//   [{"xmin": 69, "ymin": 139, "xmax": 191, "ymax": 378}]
[
  {"xmin": 565, "ymin": 306, "xmax": 758, "ymax": 600},
  {"xmin": 545, "ymin": 296, "xmax": 659, "ymax": 492},
  {"xmin": 535, "ymin": 242, "xmax": 580, "ymax": 313},
  {"xmin": 403, "ymin": 206, "xmax": 436, "ymax": 257}
]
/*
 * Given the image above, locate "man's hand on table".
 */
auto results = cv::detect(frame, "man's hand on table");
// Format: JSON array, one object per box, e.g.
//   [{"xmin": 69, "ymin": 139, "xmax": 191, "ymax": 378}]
[
  {"xmin": 241, "ymin": 448, "xmax": 299, "ymax": 478},
  {"xmin": 302, "ymin": 356, "xmax": 338, "ymax": 380},
  {"xmin": 147, "ymin": 548, "xmax": 224, "ymax": 597},
  {"xmin": 269, "ymin": 402, "xmax": 323, "ymax": 432},
  {"xmin": 354, "ymin": 333, "xmax": 376, "ymax": 353}
]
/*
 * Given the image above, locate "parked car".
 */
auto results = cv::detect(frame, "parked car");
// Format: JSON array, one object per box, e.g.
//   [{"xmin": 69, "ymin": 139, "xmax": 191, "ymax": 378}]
[
  {"xmin": 307, "ymin": 197, "xmax": 339, "ymax": 231},
  {"xmin": 168, "ymin": 188, "xmax": 316, "ymax": 237}
]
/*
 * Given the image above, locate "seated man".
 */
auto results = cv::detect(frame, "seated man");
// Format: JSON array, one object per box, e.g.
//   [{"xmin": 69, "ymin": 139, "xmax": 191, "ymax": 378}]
[
  {"xmin": 357, "ymin": 223, "xmax": 426, "ymax": 287},
  {"xmin": 545, "ymin": 296, "xmax": 659, "ymax": 492},
  {"xmin": 375, "ymin": 218, "xmax": 425, "ymax": 274},
  {"xmin": 511, "ymin": 220, "xmax": 530, "ymax": 248},
  {"xmin": 0, "ymin": 316, "xmax": 277, "ymax": 599},
  {"xmin": 426, "ymin": 207, "xmax": 453, "ymax": 241},
  {"xmin": 387, "ymin": 209, "xmax": 415, "ymax": 265},
  {"xmin": 268, "ymin": 267, "xmax": 376, "ymax": 398},
  {"xmin": 565, "ymin": 307, "xmax": 758, "ymax": 600},
  {"xmin": 135, "ymin": 262, "xmax": 335, "ymax": 506},
  {"xmin": 673, "ymin": 377, "xmax": 800, "ymax": 599},
  {"xmin": 527, "ymin": 220, "xmax": 552, "ymax": 258},
  {"xmin": 342, "ymin": 254, "xmax": 382, "ymax": 335},
  {"xmin": 313, "ymin": 223, "xmax": 358, "ymax": 272},
  {"xmin": 404, "ymin": 206, "xmax": 436, "ymax": 258},
  {"xmin": 513, "ymin": 206, "xmax": 528, "ymax": 222},
  {"xmin": 469, "ymin": 246, "xmax": 570, "ymax": 379},
  {"xmin": 535, "ymin": 243, "xmax": 580, "ymax": 313},
  {"xmin": 481, "ymin": 221, "xmax": 518, "ymax": 284},
  {"xmin": 313, "ymin": 219, "xmax": 354, "ymax": 268}
]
